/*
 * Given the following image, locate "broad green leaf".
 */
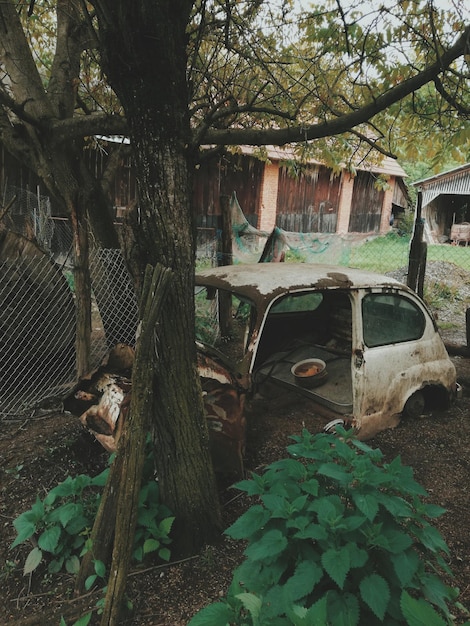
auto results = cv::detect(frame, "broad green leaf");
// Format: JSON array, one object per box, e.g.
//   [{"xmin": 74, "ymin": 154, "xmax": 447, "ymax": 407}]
[
  {"xmin": 359, "ymin": 573, "xmax": 390, "ymax": 620},
  {"xmin": 284, "ymin": 560, "xmax": 323, "ymax": 600},
  {"xmin": 233, "ymin": 478, "xmax": 265, "ymax": 496},
  {"xmin": 187, "ymin": 601, "xmax": 234, "ymax": 626},
  {"xmin": 317, "ymin": 462, "xmax": 352, "ymax": 485},
  {"xmin": 311, "ymin": 495, "xmax": 344, "ymax": 525},
  {"xmin": 143, "ymin": 538, "xmax": 160, "ymax": 554},
  {"xmin": 66, "ymin": 555, "xmax": 80, "ymax": 574},
  {"xmin": 421, "ymin": 503, "xmax": 447, "ymax": 519},
  {"xmin": 376, "ymin": 493, "xmax": 412, "ymax": 517},
  {"xmin": 322, "ymin": 546, "xmax": 350, "ymax": 589},
  {"xmin": 235, "ymin": 592, "xmax": 262, "ymax": 620},
  {"xmin": 262, "ymin": 584, "xmax": 285, "ymax": 619},
  {"xmin": 351, "ymin": 492, "xmax": 378, "ymax": 521},
  {"xmin": 269, "ymin": 458, "xmax": 308, "ymax": 480},
  {"xmin": 300, "ymin": 478, "xmax": 319, "ymax": 497},
  {"xmin": 23, "ymin": 547, "xmax": 43, "ymax": 575},
  {"xmin": 11, "ymin": 518, "xmax": 37, "ymax": 548},
  {"xmin": 158, "ymin": 516, "xmax": 175, "ymax": 535},
  {"xmin": 158, "ymin": 547, "xmax": 171, "ymax": 561},
  {"xmin": 48, "ymin": 557, "xmax": 64, "ymax": 573},
  {"xmin": 58, "ymin": 502, "xmax": 82, "ymax": 528},
  {"xmin": 414, "ymin": 525, "xmax": 449, "ymax": 555},
  {"xmin": 47, "ymin": 476, "xmax": 77, "ymax": 499},
  {"xmin": 345, "ymin": 542, "xmax": 368, "ymax": 569},
  {"xmin": 94, "ymin": 559, "xmax": 106, "ymax": 578},
  {"xmin": 293, "ymin": 523, "xmax": 328, "ymax": 542},
  {"xmin": 421, "ymin": 573, "xmax": 455, "ymax": 613},
  {"xmin": 400, "ymin": 591, "xmax": 447, "ymax": 626},
  {"xmin": 38, "ymin": 525, "xmax": 61, "ymax": 553},
  {"xmin": 245, "ymin": 529, "xmax": 288, "ymax": 561},
  {"xmin": 64, "ymin": 514, "xmax": 89, "ymax": 535},
  {"xmin": 226, "ymin": 505, "xmax": 271, "ymax": 540},
  {"xmin": 391, "ymin": 550, "xmax": 420, "ymax": 586},
  {"xmin": 91, "ymin": 468, "xmax": 109, "ymax": 487},
  {"xmin": 382, "ymin": 528, "xmax": 413, "ymax": 554},
  {"xmin": 84, "ymin": 574, "xmax": 97, "ymax": 591},
  {"xmin": 261, "ymin": 494, "xmax": 289, "ymax": 517},
  {"xmin": 304, "ymin": 595, "xmax": 328, "ymax": 624},
  {"xmin": 327, "ymin": 590, "xmax": 360, "ymax": 626}
]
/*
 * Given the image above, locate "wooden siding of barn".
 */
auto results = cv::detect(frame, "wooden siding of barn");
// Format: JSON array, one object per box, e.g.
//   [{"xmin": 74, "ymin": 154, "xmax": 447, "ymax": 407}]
[
  {"xmin": 275, "ymin": 164, "xmax": 341, "ymax": 233},
  {"xmin": 348, "ymin": 170, "xmax": 385, "ymax": 233},
  {"xmin": 193, "ymin": 154, "xmax": 263, "ymax": 229},
  {"xmin": 424, "ymin": 194, "xmax": 470, "ymax": 241},
  {"xmin": 1, "ymin": 145, "xmax": 42, "ymax": 197},
  {"xmin": 85, "ymin": 143, "xmax": 136, "ymax": 215}
]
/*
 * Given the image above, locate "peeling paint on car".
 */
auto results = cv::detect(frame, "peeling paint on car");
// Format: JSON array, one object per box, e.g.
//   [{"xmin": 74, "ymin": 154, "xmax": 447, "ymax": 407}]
[{"xmin": 195, "ymin": 263, "xmax": 458, "ymax": 473}]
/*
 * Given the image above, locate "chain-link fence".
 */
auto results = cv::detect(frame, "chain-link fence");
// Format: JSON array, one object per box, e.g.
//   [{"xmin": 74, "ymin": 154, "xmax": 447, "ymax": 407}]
[
  {"xmin": 1, "ymin": 186, "xmax": 139, "ymax": 417},
  {"xmin": 2, "ymin": 183, "xmax": 469, "ymax": 417}
]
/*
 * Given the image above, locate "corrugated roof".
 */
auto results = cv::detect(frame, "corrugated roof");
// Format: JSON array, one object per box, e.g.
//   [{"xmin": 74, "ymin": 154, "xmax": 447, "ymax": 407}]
[{"xmin": 413, "ymin": 163, "xmax": 470, "ymax": 207}]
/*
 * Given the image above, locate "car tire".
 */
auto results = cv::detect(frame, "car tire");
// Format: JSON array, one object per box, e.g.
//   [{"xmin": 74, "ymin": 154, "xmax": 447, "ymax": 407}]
[{"xmin": 404, "ymin": 390, "xmax": 425, "ymax": 418}]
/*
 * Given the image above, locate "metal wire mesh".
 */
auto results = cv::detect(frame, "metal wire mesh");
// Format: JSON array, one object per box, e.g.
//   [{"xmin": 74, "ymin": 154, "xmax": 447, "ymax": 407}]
[
  {"xmin": 2, "ymin": 183, "xmax": 469, "ymax": 419},
  {"xmin": 89, "ymin": 248, "xmax": 139, "ymax": 353},
  {"xmin": 0, "ymin": 254, "xmax": 76, "ymax": 416}
]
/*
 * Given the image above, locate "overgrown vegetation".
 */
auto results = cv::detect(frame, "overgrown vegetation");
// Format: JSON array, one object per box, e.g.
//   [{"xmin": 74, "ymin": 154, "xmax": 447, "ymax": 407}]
[
  {"xmin": 11, "ymin": 445, "xmax": 174, "ymax": 578},
  {"xmin": 190, "ymin": 428, "xmax": 467, "ymax": 626}
]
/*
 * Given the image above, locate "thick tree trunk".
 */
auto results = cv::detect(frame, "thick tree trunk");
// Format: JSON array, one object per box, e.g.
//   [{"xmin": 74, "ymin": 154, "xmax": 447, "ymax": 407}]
[{"xmin": 93, "ymin": 0, "xmax": 222, "ymax": 554}]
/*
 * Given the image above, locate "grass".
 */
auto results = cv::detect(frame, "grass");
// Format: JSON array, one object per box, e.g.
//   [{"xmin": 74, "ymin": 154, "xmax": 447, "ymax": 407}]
[
  {"xmin": 348, "ymin": 233, "xmax": 470, "ymax": 275},
  {"xmin": 348, "ymin": 233, "xmax": 410, "ymax": 273}
]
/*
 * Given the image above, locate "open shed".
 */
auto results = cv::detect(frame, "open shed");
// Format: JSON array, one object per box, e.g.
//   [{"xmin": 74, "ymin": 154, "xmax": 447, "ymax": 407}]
[{"xmin": 414, "ymin": 163, "xmax": 470, "ymax": 244}]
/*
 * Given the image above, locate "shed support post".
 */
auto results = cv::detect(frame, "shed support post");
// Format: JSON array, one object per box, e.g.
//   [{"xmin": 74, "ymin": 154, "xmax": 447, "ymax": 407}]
[{"xmin": 407, "ymin": 192, "xmax": 426, "ymax": 293}]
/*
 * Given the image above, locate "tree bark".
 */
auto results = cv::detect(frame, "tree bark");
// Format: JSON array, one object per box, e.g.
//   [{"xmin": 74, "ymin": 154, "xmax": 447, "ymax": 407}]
[{"xmin": 92, "ymin": 0, "xmax": 222, "ymax": 555}]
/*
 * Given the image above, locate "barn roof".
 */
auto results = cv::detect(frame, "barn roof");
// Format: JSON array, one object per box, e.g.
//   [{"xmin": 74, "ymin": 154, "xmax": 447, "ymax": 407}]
[
  {"xmin": 97, "ymin": 136, "xmax": 407, "ymax": 179},
  {"xmin": 413, "ymin": 163, "xmax": 470, "ymax": 207},
  {"xmin": 240, "ymin": 145, "xmax": 407, "ymax": 178}
]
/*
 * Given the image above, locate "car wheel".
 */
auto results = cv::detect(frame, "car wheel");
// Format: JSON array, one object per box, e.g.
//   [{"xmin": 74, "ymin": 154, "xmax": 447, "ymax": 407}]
[{"xmin": 404, "ymin": 390, "xmax": 425, "ymax": 418}]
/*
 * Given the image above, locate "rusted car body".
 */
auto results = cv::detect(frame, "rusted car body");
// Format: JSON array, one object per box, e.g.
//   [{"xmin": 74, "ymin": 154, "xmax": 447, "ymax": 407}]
[{"xmin": 195, "ymin": 263, "xmax": 457, "ymax": 473}]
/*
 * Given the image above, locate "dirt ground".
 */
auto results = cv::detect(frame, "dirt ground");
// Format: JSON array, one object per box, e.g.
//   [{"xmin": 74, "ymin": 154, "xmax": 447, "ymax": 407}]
[{"xmin": 1, "ymin": 337, "xmax": 470, "ymax": 624}]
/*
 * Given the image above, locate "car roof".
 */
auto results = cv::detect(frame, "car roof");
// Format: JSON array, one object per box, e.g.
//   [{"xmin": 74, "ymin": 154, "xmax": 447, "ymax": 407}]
[{"xmin": 195, "ymin": 263, "xmax": 405, "ymax": 302}]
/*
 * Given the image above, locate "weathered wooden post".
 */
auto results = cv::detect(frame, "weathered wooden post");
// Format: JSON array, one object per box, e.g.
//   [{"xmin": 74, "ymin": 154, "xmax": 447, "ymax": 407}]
[
  {"xmin": 218, "ymin": 194, "xmax": 232, "ymax": 337},
  {"xmin": 407, "ymin": 192, "xmax": 425, "ymax": 293}
]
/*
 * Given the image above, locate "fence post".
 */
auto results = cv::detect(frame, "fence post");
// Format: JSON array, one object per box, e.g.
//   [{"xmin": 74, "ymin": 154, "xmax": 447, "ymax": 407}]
[
  {"xmin": 407, "ymin": 192, "xmax": 425, "ymax": 292},
  {"xmin": 218, "ymin": 194, "xmax": 232, "ymax": 337}
]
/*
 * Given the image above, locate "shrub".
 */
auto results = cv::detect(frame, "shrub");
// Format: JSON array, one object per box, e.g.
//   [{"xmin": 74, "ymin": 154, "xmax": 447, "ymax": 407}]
[
  {"xmin": 11, "ymin": 446, "xmax": 174, "ymax": 576},
  {"xmin": 190, "ymin": 428, "xmax": 466, "ymax": 625}
]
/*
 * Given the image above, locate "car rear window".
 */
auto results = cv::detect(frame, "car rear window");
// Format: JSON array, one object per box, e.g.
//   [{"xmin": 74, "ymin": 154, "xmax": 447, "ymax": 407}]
[{"xmin": 362, "ymin": 292, "xmax": 426, "ymax": 347}]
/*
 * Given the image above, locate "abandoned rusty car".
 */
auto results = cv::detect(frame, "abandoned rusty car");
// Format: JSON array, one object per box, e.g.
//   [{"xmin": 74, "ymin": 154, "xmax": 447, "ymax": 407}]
[{"xmin": 195, "ymin": 263, "xmax": 458, "ymax": 473}]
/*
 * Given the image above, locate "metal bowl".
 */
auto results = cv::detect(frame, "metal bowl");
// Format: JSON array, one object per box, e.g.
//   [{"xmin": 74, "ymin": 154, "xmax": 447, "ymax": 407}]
[{"xmin": 291, "ymin": 358, "xmax": 327, "ymax": 388}]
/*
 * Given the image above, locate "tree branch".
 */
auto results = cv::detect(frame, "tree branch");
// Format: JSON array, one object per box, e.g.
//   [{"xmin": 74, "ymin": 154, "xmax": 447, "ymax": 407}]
[{"xmin": 202, "ymin": 24, "xmax": 470, "ymax": 147}]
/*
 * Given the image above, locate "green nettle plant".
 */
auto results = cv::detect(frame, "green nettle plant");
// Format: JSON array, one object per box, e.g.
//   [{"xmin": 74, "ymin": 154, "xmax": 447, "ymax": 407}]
[
  {"xmin": 11, "ymin": 447, "xmax": 174, "ymax": 576},
  {"xmin": 190, "ymin": 428, "xmax": 468, "ymax": 626}
]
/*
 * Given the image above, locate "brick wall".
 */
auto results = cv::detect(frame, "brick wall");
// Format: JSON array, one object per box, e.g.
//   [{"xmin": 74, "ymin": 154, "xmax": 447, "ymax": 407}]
[
  {"xmin": 379, "ymin": 177, "xmax": 395, "ymax": 234},
  {"xmin": 336, "ymin": 172, "xmax": 354, "ymax": 234},
  {"xmin": 258, "ymin": 162, "xmax": 279, "ymax": 231}
]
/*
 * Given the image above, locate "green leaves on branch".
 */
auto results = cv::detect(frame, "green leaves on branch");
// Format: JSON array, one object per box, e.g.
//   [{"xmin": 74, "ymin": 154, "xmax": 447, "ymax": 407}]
[{"xmin": 190, "ymin": 427, "xmax": 466, "ymax": 625}]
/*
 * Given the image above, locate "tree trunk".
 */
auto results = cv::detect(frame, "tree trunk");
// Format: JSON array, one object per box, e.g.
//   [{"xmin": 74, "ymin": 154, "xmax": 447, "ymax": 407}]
[{"xmin": 92, "ymin": 0, "xmax": 222, "ymax": 555}]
